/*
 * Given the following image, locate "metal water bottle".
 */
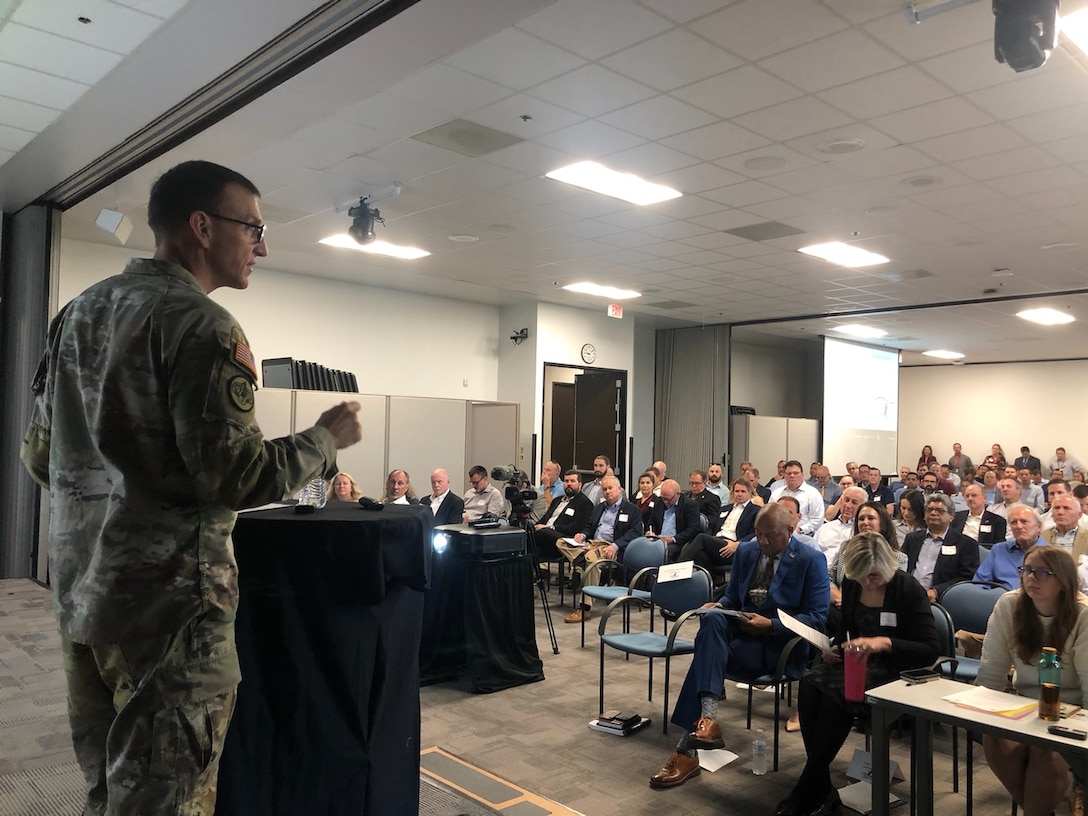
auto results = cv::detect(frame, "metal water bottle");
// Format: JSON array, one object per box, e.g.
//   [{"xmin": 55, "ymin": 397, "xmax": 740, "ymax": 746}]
[{"xmin": 1038, "ymin": 646, "xmax": 1061, "ymax": 721}]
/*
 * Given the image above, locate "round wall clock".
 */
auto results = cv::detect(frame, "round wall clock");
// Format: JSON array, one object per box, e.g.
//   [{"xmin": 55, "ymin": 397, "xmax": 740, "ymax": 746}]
[{"xmin": 580, "ymin": 343, "xmax": 597, "ymax": 364}]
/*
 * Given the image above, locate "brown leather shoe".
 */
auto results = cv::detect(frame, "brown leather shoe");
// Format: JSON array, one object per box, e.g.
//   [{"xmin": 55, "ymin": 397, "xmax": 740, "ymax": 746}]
[
  {"xmin": 686, "ymin": 716, "xmax": 724, "ymax": 750},
  {"xmin": 649, "ymin": 751, "xmax": 700, "ymax": 789},
  {"xmin": 564, "ymin": 608, "xmax": 590, "ymax": 624}
]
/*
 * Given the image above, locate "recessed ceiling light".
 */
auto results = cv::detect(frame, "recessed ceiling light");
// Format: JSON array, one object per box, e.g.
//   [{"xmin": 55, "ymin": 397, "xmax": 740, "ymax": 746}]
[
  {"xmin": 818, "ymin": 138, "xmax": 866, "ymax": 155},
  {"xmin": 798, "ymin": 241, "xmax": 890, "ymax": 267},
  {"xmin": 991, "ymin": 268, "xmax": 1013, "ymax": 277},
  {"xmin": 864, "ymin": 205, "xmax": 898, "ymax": 216},
  {"xmin": 923, "ymin": 349, "xmax": 965, "ymax": 360},
  {"xmin": 448, "ymin": 234, "xmax": 479, "ymax": 243},
  {"xmin": 1017, "ymin": 307, "xmax": 1074, "ymax": 325},
  {"xmin": 319, "ymin": 234, "xmax": 430, "ymax": 259},
  {"xmin": 562, "ymin": 281, "xmax": 642, "ymax": 300},
  {"xmin": 545, "ymin": 161, "xmax": 682, "ymax": 205},
  {"xmin": 831, "ymin": 324, "xmax": 888, "ymax": 339}
]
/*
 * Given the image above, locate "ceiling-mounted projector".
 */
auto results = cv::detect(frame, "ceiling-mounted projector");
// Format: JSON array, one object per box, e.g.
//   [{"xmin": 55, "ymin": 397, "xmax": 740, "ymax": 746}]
[
  {"xmin": 993, "ymin": 0, "xmax": 1059, "ymax": 72},
  {"xmin": 348, "ymin": 197, "xmax": 383, "ymax": 244}
]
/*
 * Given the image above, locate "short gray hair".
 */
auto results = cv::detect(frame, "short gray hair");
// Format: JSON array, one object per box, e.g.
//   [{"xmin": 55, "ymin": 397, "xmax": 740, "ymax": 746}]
[{"xmin": 924, "ymin": 492, "xmax": 954, "ymax": 514}]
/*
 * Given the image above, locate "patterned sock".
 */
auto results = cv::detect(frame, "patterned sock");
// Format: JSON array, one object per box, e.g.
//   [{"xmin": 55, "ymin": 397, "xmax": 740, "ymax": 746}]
[
  {"xmin": 676, "ymin": 731, "xmax": 695, "ymax": 757},
  {"xmin": 700, "ymin": 692, "xmax": 719, "ymax": 720}
]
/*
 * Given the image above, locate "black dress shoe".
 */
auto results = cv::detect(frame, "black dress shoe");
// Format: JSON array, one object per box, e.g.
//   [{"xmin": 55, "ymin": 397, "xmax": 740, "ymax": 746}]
[
  {"xmin": 806, "ymin": 788, "xmax": 841, "ymax": 816},
  {"xmin": 775, "ymin": 797, "xmax": 802, "ymax": 816}
]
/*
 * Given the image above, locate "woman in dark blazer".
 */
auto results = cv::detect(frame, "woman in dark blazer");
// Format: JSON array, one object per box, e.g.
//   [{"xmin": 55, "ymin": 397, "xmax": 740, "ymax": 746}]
[{"xmin": 776, "ymin": 532, "xmax": 939, "ymax": 816}]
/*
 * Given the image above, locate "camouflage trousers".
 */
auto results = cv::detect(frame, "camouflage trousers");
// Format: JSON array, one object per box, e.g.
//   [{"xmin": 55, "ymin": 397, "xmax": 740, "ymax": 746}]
[{"xmin": 61, "ymin": 613, "xmax": 241, "ymax": 816}]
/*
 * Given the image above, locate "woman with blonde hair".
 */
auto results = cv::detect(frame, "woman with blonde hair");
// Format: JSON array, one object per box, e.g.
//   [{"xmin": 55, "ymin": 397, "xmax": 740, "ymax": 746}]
[{"xmin": 330, "ymin": 472, "xmax": 362, "ymax": 502}]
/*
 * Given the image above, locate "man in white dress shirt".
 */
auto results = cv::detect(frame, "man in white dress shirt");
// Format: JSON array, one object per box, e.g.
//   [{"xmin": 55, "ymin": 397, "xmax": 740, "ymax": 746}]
[
  {"xmin": 770, "ymin": 460, "xmax": 824, "ymax": 536},
  {"xmin": 813, "ymin": 487, "xmax": 865, "ymax": 566}
]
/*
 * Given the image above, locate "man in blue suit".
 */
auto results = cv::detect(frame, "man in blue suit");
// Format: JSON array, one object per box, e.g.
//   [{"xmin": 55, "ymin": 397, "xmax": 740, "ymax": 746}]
[{"xmin": 649, "ymin": 502, "xmax": 830, "ymax": 789}]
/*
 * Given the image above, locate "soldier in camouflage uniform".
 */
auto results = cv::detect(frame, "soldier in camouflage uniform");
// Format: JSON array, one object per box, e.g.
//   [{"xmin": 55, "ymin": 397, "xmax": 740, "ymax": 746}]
[{"xmin": 20, "ymin": 160, "xmax": 362, "ymax": 816}]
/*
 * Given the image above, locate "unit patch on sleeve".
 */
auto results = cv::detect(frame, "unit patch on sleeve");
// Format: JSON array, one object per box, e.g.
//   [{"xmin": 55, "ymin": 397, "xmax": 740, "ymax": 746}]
[{"xmin": 228, "ymin": 376, "xmax": 255, "ymax": 412}]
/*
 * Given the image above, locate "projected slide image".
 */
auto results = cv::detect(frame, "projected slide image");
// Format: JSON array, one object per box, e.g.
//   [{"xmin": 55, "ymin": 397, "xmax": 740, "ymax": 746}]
[{"xmin": 824, "ymin": 337, "xmax": 899, "ymax": 471}]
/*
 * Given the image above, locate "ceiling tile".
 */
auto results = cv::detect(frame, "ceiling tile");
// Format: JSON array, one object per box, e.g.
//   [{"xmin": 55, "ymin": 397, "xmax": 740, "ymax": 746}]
[
  {"xmin": 366, "ymin": 138, "xmax": 468, "ymax": 181},
  {"xmin": 869, "ymin": 97, "xmax": 994, "ymax": 144},
  {"xmin": 660, "ymin": 120, "xmax": 771, "ymax": 162},
  {"xmin": 696, "ymin": 0, "xmax": 849, "ymax": 61},
  {"xmin": 0, "ymin": 95, "xmax": 62, "ymax": 132},
  {"xmin": 444, "ymin": 27, "xmax": 585, "ymax": 90},
  {"xmin": 605, "ymin": 142, "xmax": 700, "ymax": 176},
  {"xmin": 387, "ymin": 64, "xmax": 511, "ymax": 117},
  {"xmin": 816, "ymin": 65, "xmax": 952, "ymax": 120},
  {"xmin": 599, "ymin": 94, "xmax": 718, "ymax": 140},
  {"xmin": 0, "ymin": 22, "xmax": 122, "ymax": 82},
  {"xmin": 967, "ymin": 65, "xmax": 1088, "ymax": 121},
  {"xmin": 0, "ymin": 63, "xmax": 87, "ymax": 109},
  {"xmin": 112, "ymin": 0, "xmax": 189, "ymax": 19},
  {"xmin": 863, "ymin": 5, "xmax": 990, "ymax": 62},
  {"xmin": 733, "ymin": 96, "xmax": 854, "ymax": 142},
  {"xmin": 912, "ymin": 123, "xmax": 1029, "ymax": 164},
  {"xmin": 988, "ymin": 165, "xmax": 1088, "ymax": 197},
  {"xmin": 338, "ymin": 90, "xmax": 454, "ymax": 141},
  {"xmin": 466, "ymin": 93, "xmax": 583, "ymax": 139},
  {"xmin": 481, "ymin": 140, "xmax": 577, "ymax": 177},
  {"xmin": 1006, "ymin": 104, "xmax": 1088, "ymax": 145},
  {"xmin": 759, "ymin": 29, "xmax": 904, "ymax": 93},
  {"xmin": 713, "ymin": 144, "xmax": 818, "ymax": 179},
  {"xmin": 517, "ymin": 0, "xmax": 672, "ymax": 60},
  {"xmin": 284, "ymin": 120, "xmax": 392, "ymax": 171},
  {"xmin": 0, "ymin": 123, "xmax": 34, "ymax": 153},
  {"xmin": 14, "ymin": 0, "xmax": 164, "ymax": 52},
  {"xmin": 528, "ymin": 64, "xmax": 656, "ymax": 117},
  {"xmin": 652, "ymin": 162, "xmax": 747, "ymax": 194},
  {"xmin": 917, "ymin": 40, "xmax": 1016, "ymax": 95},
  {"xmin": 703, "ymin": 180, "xmax": 788, "ymax": 207},
  {"xmin": 673, "ymin": 65, "xmax": 803, "ymax": 118},
  {"xmin": 536, "ymin": 119, "xmax": 646, "ymax": 158},
  {"xmin": 952, "ymin": 146, "xmax": 1059, "ymax": 182},
  {"xmin": 601, "ymin": 28, "xmax": 742, "ymax": 91}
]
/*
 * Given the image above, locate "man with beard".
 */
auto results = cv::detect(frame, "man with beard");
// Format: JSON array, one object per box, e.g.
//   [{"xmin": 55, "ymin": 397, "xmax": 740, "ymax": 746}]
[
  {"xmin": 581, "ymin": 454, "xmax": 611, "ymax": 505},
  {"xmin": 533, "ymin": 470, "xmax": 594, "ymax": 559}
]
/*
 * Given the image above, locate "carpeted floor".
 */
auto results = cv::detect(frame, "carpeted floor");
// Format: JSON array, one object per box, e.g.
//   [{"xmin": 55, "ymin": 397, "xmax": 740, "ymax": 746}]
[{"xmin": 0, "ymin": 576, "xmax": 1046, "ymax": 815}]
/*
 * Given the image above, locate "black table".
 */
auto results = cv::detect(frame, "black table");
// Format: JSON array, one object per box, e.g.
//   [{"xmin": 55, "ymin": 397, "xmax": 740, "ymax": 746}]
[
  {"xmin": 215, "ymin": 502, "xmax": 432, "ymax": 816},
  {"xmin": 420, "ymin": 526, "xmax": 544, "ymax": 692}
]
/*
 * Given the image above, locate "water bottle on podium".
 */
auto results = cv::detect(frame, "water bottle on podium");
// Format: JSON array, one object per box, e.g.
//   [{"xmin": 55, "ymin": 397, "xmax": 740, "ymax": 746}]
[
  {"xmin": 299, "ymin": 477, "xmax": 327, "ymax": 510},
  {"xmin": 1038, "ymin": 646, "xmax": 1061, "ymax": 721}
]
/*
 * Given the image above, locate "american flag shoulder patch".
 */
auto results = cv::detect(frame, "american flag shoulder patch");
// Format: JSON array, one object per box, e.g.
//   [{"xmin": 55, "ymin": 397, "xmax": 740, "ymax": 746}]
[{"xmin": 232, "ymin": 338, "xmax": 258, "ymax": 381}]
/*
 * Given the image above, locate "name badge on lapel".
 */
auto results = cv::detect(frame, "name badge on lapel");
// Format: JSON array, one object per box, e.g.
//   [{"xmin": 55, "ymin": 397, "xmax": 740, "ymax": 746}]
[
  {"xmin": 980, "ymin": 524, "xmax": 991, "ymax": 533},
  {"xmin": 563, "ymin": 507, "xmax": 575, "ymax": 516},
  {"xmin": 941, "ymin": 545, "xmax": 956, "ymax": 556},
  {"xmin": 880, "ymin": 612, "xmax": 898, "ymax": 627},
  {"xmin": 618, "ymin": 514, "xmax": 629, "ymax": 522}
]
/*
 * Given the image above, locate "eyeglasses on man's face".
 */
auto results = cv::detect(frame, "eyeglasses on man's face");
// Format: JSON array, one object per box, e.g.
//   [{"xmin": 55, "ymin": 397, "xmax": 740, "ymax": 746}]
[{"xmin": 206, "ymin": 211, "xmax": 266, "ymax": 243}]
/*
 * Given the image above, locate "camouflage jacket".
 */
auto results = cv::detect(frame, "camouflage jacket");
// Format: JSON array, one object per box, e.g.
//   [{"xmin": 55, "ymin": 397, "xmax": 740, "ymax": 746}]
[{"xmin": 21, "ymin": 259, "xmax": 337, "ymax": 644}]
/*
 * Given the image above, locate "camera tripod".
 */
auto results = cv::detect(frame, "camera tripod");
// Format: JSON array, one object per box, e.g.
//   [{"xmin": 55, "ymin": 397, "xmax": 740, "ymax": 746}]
[{"xmin": 510, "ymin": 514, "xmax": 559, "ymax": 655}]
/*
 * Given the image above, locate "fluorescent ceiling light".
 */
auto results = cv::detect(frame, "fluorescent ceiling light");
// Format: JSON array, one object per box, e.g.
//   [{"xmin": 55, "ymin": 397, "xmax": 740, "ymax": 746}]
[
  {"xmin": 1016, "ymin": 307, "xmax": 1074, "ymax": 325},
  {"xmin": 798, "ymin": 241, "xmax": 890, "ymax": 267},
  {"xmin": 562, "ymin": 281, "xmax": 641, "ymax": 300},
  {"xmin": 831, "ymin": 324, "xmax": 888, "ymax": 339},
  {"xmin": 545, "ymin": 161, "xmax": 682, "ymax": 205},
  {"xmin": 923, "ymin": 349, "xmax": 965, "ymax": 360},
  {"xmin": 319, "ymin": 234, "xmax": 430, "ymax": 260},
  {"xmin": 1064, "ymin": 8, "xmax": 1088, "ymax": 55}
]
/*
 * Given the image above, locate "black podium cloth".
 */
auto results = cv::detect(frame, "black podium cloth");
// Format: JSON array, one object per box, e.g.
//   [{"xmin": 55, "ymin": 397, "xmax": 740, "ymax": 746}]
[
  {"xmin": 215, "ymin": 503, "xmax": 432, "ymax": 816},
  {"xmin": 420, "ymin": 539, "xmax": 544, "ymax": 693}
]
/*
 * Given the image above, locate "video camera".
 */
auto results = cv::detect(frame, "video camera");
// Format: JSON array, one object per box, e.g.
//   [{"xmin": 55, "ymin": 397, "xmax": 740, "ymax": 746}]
[{"xmin": 490, "ymin": 465, "xmax": 538, "ymax": 520}]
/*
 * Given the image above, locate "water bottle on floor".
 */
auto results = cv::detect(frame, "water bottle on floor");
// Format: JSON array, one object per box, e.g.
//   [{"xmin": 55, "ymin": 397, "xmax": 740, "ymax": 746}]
[{"xmin": 752, "ymin": 728, "xmax": 767, "ymax": 775}]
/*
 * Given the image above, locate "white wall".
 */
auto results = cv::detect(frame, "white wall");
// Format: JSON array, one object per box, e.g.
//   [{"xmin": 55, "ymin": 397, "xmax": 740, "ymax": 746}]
[
  {"xmin": 58, "ymin": 239, "xmax": 501, "ymax": 400},
  {"xmin": 631, "ymin": 324, "xmax": 656, "ymax": 479},
  {"xmin": 899, "ymin": 361, "xmax": 1088, "ymax": 469}
]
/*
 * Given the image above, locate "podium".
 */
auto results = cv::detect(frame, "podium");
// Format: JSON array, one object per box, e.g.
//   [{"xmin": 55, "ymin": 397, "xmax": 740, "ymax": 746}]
[{"xmin": 215, "ymin": 503, "xmax": 431, "ymax": 816}]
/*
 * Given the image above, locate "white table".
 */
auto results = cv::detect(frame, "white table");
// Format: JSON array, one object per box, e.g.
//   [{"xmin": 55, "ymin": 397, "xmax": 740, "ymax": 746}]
[{"xmin": 866, "ymin": 677, "xmax": 1088, "ymax": 816}]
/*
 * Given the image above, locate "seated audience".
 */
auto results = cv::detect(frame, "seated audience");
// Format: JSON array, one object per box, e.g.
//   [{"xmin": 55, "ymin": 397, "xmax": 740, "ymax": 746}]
[
  {"xmin": 823, "ymin": 476, "xmax": 856, "ymax": 522},
  {"xmin": 421, "ymin": 468, "xmax": 464, "ymax": 526},
  {"xmin": 581, "ymin": 455, "xmax": 611, "ymax": 505},
  {"xmin": 771, "ymin": 460, "xmax": 824, "ymax": 536},
  {"xmin": 982, "ymin": 443, "xmax": 1007, "ymax": 472},
  {"xmin": 533, "ymin": 469, "xmax": 594, "ymax": 560},
  {"xmin": 381, "ymin": 469, "xmax": 417, "ymax": 505},
  {"xmin": 462, "ymin": 465, "xmax": 506, "ymax": 521},
  {"xmin": 950, "ymin": 482, "xmax": 1008, "ymax": 545},
  {"xmin": 814, "ymin": 487, "xmax": 866, "ymax": 567},
  {"xmin": 978, "ymin": 545, "xmax": 1088, "ymax": 816},
  {"xmin": 812, "ymin": 465, "xmax": 841, "ymax": 506},
  {"xmin": 744, "ymin": 465, "xmax": 771, "ymax": 504},
  {"xmin": 1041, "ymin": 494, "xmax": 1088, "ymax": 560},
  {"xmin": 948, "ymin": 442, "xmax": 973, "ymax": 475},
  {"xmin": 705, "ymin": 463, "xmax": 728, "ymax": 500},
  {"xmin": 1018, "ymin": 467, "xmax": 1046, "ymax": 511},
  {"xmin": 633, "ymin": 470, "xmax": 657, "ymax": 523},
  {"xmin": 330, "ymin": 472, "xmax": 362, "ymax": 502},
  {"xmin": 638, "ymin": 479, "xmax": 702, "ymax": 562},
  {"xmin": 561, "ymin": 477, "xmax": 643, "ymax": 624},
  {"xmin": 678, "ymin": 477, "xmax": 759, "ymax": 576},
  {"xmin": 1049, "ymin": 447, "xmax": 1085, "ymax": 481},
  {"xmin": 989, "ymin": 477, "xmax": 1021, "ymax": 519},
  {"xmin": 685, "ymin": 469, "xmax": 722, "ymax": 527},
  {"xmin": 893, "ymin": 489, "xmax": 925, "ymax": 544},
  {"xmin": 901, "ymin": 493, "xmax": 979, "ymax": 601},
  {"xmin": 648, "ymin": 503, "xmax": 829, "ymax": 790},
  {"xmin": 776, "ymin": 532, "xmax": 938, "ymax": 816}
]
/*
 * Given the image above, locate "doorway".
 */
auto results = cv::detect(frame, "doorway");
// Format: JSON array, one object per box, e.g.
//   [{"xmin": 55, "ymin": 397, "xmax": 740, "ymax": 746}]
[{"xmin": 543, "ymin": 364, "xmax": 627, "ymax": 484}]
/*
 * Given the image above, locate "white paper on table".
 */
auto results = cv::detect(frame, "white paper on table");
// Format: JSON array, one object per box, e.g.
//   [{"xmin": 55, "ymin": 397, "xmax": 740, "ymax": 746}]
[
  {"xmin": 778, "ymin": 608, "xmax": 831, "ymax": 652},
  {"xmin": 942, "ymin": 685, "xmax": 1036, "ymax": 716},
  {"xmin": 237, "ymin": 502, "xmax": 290, "ymax": 513},
  {"xmin": 696, "ymin": 748, "xmax": 739, "ymax": 772}
]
